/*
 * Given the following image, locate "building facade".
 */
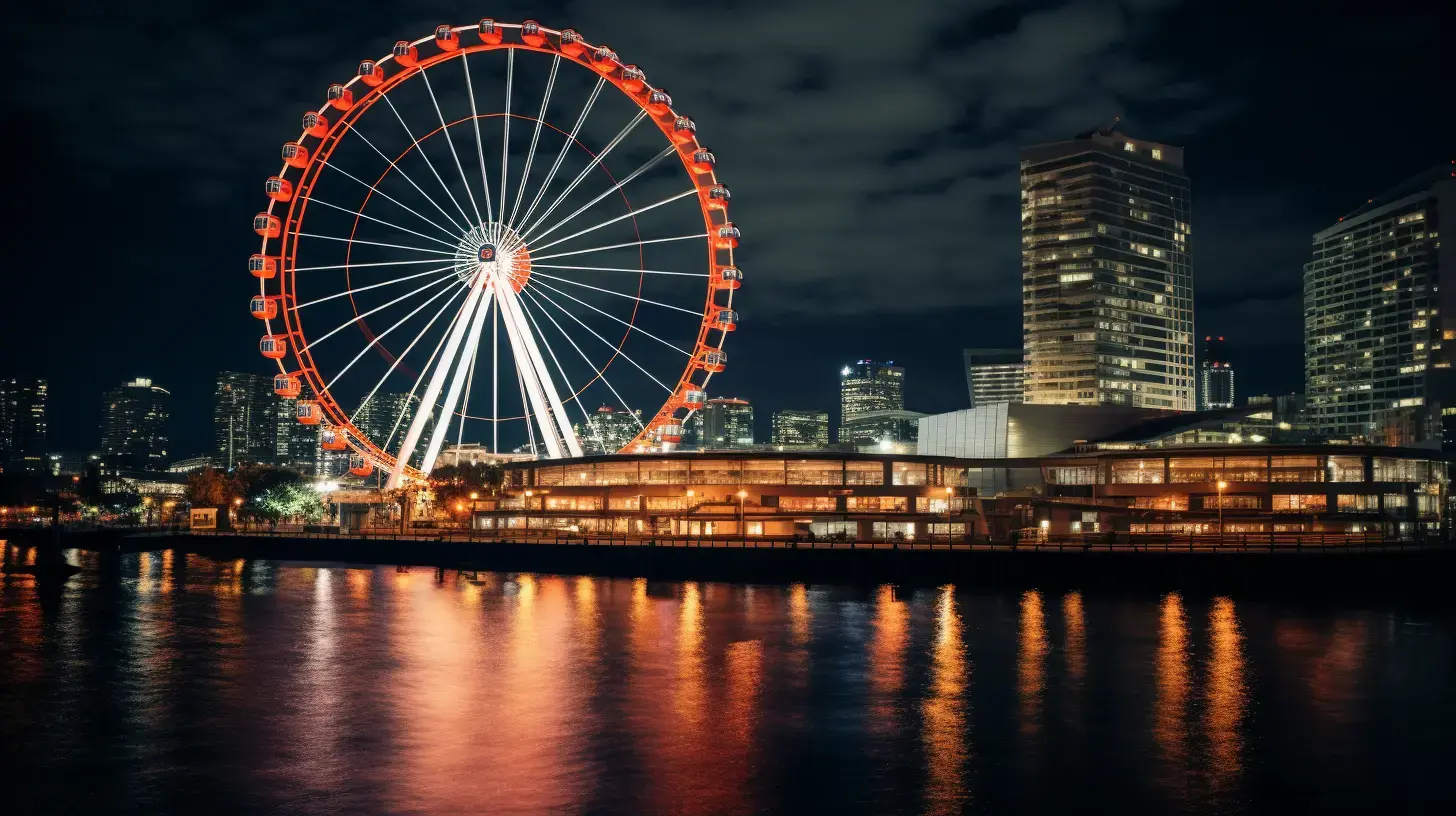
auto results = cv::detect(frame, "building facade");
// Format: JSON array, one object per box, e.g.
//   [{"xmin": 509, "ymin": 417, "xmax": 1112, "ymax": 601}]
[
  {"xmin": 0, "ymin": 378, "xmax": 48, "ymax": 472},
  {"xmin": 841, "ymin": 409, "xmax": 926, "ymax": 448},
  {"xmin": 962, "ymin": 349, "xmax": 1025, "ymax": 408},
  {"xmin": 840, "ymin": 361, "xmax": 904, "ymax": 435},
  {"xmin": 1021, "ymin": 124, "xmax": 1195, "ymax": 410},
  {"xmin": 701, "ymin": 398, "xmax": 754, "ymax": 448},
  {"xmin": 352, "ymin": 391, "xmax": 431, "ymax": 468},
  {"xmin": 1199, "ymin": 335, "xmax": 1235, "ymax": 410},
  {"xmin": 574, "ymin": 405, "xmax": 643, "ymax": 454},
  {"xmin": 1304, "ymin": 167, "xmax": 1455, "ymax": 440},
  {"xmin": 771, "ymin": 409, "xmax": 830, "ymax": 448},
  {"xmin": 214, "ymin": 371, "xmax": 279, "ymax": 470},
  {"xmin": 100, "ymin": 378, "xmax": 170, "ymax": 470}
]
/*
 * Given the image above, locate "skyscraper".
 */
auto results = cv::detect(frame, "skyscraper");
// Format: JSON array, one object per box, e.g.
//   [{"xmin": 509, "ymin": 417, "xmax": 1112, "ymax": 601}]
[
  {"xmin": 1199, "ymin": 335, "xmax": 1235, "ymax": 410},
  {"xmin": 771, "ymin": 409, "xmax": 830, "ymax": 448},
  {"xmin": 962, "ymin": 349, "xmax": 1025, "ymax": 408},
  {"xmin": 1305, "ymin": 166, "xmax": 1455, "ymax": 440},
  {"xmin": 701, "ymin": 397, "xmax": 754, "ymax": 448},
  {"xmin": 574, "ymin": 405, "xmax": 643, "ymax": 454},
  {"xmin": 353, "ymin": 391, "xmax": 433, "ymax": 467},
  {"xmin": 100, "ymin": 378, "xmax": 170, "ymax": 469},
  {"xmin": 1021, "ymin": 122, "xmax": 1195, "ymax": 410},
  {"xmin": 0, "ymin": 378, "xmax": 48, "ymax": 472},
  {"xmin": 214, "ymin": 371, "xmax": 279, "ymax": 469},
  {"xmin": 840, "ymin": 361, "xmax": 904, "ymax": 430}
]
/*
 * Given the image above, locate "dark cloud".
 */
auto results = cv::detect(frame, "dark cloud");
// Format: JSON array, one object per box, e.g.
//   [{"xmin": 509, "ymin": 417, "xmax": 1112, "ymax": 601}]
[{"xmin": 4, "ymin": 0, "xmax": 1449, "ymax": 451}]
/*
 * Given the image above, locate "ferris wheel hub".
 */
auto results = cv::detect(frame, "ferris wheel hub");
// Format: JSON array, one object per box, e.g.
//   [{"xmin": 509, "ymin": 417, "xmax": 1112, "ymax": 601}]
[{"xmin": 453, "ymin": 223, "xmax": 531, "ymax": 292}]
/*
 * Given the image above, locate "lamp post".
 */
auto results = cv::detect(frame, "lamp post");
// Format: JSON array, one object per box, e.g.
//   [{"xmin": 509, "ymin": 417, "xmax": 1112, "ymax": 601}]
[
  {"xmin": 737, "ymin": 490, "xmax": 747, "ymax": 543},
  {"xmin": 1216, "ymin": 480, "xmax": 1228, "ymax": 539},
  {"xmin": 524, "ymin": 490, "xmax": 533, "ymax": 539}
]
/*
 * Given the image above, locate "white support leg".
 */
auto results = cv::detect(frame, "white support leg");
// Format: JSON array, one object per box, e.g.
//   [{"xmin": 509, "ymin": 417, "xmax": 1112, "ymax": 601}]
[
  {"xmin": 494, "ymin": 277, "xmax": 566, "ymax": 458},
  {"xmin": 496, "ymin": 280, "xmax": 584, "ymax": 457},
  {"xmin": 387, "ymin": 273, "xmax": 487, "ymax": 487},
  {"xmin": 420, "ymin": 289, "xmax": 493, "ymax": 474}
]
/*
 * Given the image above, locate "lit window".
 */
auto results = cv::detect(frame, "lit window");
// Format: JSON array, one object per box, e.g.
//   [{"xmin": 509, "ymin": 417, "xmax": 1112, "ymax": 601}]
[
  {"xmin": 1123, "ymin": 142, "xmax": 1136, "ymax": 153},
  {"xmin": 1151, "ymin": 148, "xmax": 1163, "ymax": 160}
]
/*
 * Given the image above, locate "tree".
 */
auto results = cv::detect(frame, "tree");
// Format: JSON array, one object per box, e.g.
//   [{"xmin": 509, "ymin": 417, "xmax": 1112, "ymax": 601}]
[
  {"xmin": 429, "ymin": 461, "xmax": 506, "ymax": 508},
  {"xmin": 252, "ymin": 482, "xmax": 325, "ymax": 526},
  {"xmin": 186, "ymin": 468, "xmax": 239, "ymax": 507}
]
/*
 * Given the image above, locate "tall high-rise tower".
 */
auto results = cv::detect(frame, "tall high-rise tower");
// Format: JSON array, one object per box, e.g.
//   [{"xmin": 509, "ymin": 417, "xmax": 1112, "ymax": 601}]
[
  {"xmin": 100, "ymin": 378, "xmax": 171, "ymax": 469},
  {"xmin": 1021, "ymin": 123, "xmax": 1195, "ymax": 410},
  {"xmin": 213, "ymin": 371, "xmax": 278, "ymax": 469},
  {"xmin": 0, "ymin": 378, "xmax": 48, "ymax": 472},
  {"xmin": 1199, "ymin": 335, "xmax": 1235, "ymax": 410},
  {"xmin": 839, "ymin": 361, "xmax": 904, "ymax": 429}
]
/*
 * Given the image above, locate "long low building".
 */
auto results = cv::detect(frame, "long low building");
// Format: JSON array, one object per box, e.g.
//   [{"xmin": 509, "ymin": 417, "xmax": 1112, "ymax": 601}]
[{"xmin": 449, "ymin": 446, "xmax": 1450, "ymax": 542}]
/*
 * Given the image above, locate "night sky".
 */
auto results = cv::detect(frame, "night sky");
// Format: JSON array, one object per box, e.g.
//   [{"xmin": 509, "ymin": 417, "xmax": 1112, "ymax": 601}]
[{"xmin": 6, "ymin": 0, "xmax": 1451, "ymax": 456}]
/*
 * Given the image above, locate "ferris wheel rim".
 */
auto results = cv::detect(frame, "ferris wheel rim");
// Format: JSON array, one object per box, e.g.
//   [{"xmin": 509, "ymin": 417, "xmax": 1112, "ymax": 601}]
[{"xmin": 255, "ymin": 23, "xmax": 737, "ymax": 474}]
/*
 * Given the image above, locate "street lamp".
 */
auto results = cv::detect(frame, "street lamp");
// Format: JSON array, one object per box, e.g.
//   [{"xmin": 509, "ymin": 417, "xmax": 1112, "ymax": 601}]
[
  {"xmin": 524, "ymin": 490, "xmax": 533, "ymax": 538},
  {"xmin": 737, "ymin": 490, "xmax": 748, "ymax": 542},
  {"xmin": 1216, "ymin": 480, "xmax": 1228, "ymax": 538}
]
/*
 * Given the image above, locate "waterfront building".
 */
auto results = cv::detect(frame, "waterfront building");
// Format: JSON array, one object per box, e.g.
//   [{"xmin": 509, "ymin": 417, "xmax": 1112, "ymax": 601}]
[
  {"xmin": 771, "ymin": 409, "xmax": 830, "ymax": 448},
  {"xmin": 214, "ymin": 371, "xmax": 279, "ymax": 469},
  {"xmin": 1304, "ymin": 166, "xmax": 1455, "ymax": 440},
  {"xmin": 840, "ymin": 361, "xmax": 904, "ymax": 434},
  {"xmin": 1200, "ymin": 335, "xmax": 1235, "ymax": 410},
  {"xmin": 100, "ymin": 378, "xmax": 170, "ymax": 470},
  {"xmin": 1021, "ymin": 122, "xmax": 1195, "ymax": 410},
  {"xmin": 46, "ymin": 451, "xmax": 100, "ymax": 477},
  {"xmin": 963, "ymin": 349, "xmax": 1025, "ymax": 408},
  {"xmin": 573, "ymin": 405, "xmax": 643, "ymax": 454},
  {"xmin": 167, "ymin": 455, "xmax": 213, "ymax": 474},
  {"xmin": 0, "ymin": 377, "xmax": 48, "ymax": 472},
  {"xmin": 701, "ymin": 397, "xmax": 754, "ymax": 448},
  {"xmin": 841, "ymin": 409, "xmax": 926, "ymax": 449}
]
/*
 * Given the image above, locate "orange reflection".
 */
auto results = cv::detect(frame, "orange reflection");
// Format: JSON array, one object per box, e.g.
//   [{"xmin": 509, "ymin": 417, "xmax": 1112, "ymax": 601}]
[
  {"xmin": 922, "ymin": 585, "xmax": 969, "ymax": 814},
  {"xmin": 1017, "ymin": 590, "xmax": 1048, "ymax": 739},
  {"xmin": 1204, "ymin": 597, "xmax": 1246, "ymax": 793},
  {"xmin": 725, "ymin": 639, "xmax": 762, "ymax": 745},
  {"xmin": 869, "ymin": 584, "xmax": 909, "ymax": 733},
  {"xmin": 788, "ymin": 583, "xmax": 810, "ymax": 646},
  {"xmin": 1154, "ymin": 593, "xmax": 1192, "ymax": 799},
  {"xmin": 1063, "ymin": 591, "xmax": 1086, "ymax": 686}
]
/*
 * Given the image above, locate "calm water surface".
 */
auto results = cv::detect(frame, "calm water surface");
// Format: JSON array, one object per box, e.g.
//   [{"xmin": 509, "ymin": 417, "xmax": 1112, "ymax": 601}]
[{"xmin": 2, "ymin": 544, "xmax": 1453, "ymax": 814}]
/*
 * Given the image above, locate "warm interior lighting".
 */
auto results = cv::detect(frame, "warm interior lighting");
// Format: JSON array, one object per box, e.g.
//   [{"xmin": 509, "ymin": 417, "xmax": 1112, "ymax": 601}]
[
  {"xmin": 736, "ymin": 490, "xmax": 747, "ymax": 499},
  {"xmin": 469, "ymin": 492, "xmax": 478, "ymax": 500}
]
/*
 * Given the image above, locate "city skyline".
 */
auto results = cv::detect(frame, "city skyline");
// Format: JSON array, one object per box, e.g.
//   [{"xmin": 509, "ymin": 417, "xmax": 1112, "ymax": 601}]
[{"xmin": 3, "ymin": 1, "xmax": 1450, "ymax": 458}]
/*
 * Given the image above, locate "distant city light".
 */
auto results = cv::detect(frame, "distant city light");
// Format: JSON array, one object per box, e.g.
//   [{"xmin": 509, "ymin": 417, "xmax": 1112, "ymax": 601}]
[{"xmin": 841, "ymin": 366, "xmax": 851, "ymax": 376}]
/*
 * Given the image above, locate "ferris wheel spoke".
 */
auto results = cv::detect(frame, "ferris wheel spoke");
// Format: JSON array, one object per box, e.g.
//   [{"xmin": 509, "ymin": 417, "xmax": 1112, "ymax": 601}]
[
  {"xmin": 378, "ymin": 286, "xmax": 476, "ymax": 455},
  {"xmin": 294, "ymin": 258, "xmax": 461, "ymax": 273},
  {"xmin": 304, "ymin": 197, "xmax": 461, "ymax": 250},
  {"xmin": 325, "ymin": 279, "xmax": 465, "ymax": 392},
  {"xmin": 516, "ymin": 292, "xmax": 615, "ymax": 452},
  {"xmin": 302, "ymin": 274, "xmax": 459, "ymax": 351},
  {"xmin": 507, "ymin": 54, "xmax": 560, "ymax": 229},
  {"xmin": 298, "ymin": 232, "xmax": 456, "ymax": 256},
  {"xmin": 522, "ymin": 284, "xmax": 677, "ymax": 394},
  {"xmin": 530, "ymin": 272, "xmax": 703, "ymax": 317},
  {"xmin": 379, "ymin": 93, "xmax": 477, "ymax": 231},
  {"xmin": 528, "ymin": 189, "xmax": 698, "ymax": 254},
  {"xmin": 519, "ymin": 145, "xmax": 676, "ymax": 245},
  {"xmin": 420, "ymin": 287, "xmax": 495, "ymax": 472},
  {"xmin": 349, "ymin": 127, "xmax": 470, "ymax": 235},
  {"xmin": 518, "ymin": 286, "xmax": 648, "ymax": 435},
  {"xmin": 514, "ymin": 356, "xmax": 538, "ymax": 457},
  {"xmin": 418, "ymin": 65, "xmax": 484, "ymax": 229},
  {"xmin": 529, "ymin": 233, "xmax": 709, "ymax": 263},
  {"xmin": 533, "ymin": 263, "xmax": 707, "ymax": 278},
  {"xmin": 527, "ymin": 277, "xmax": 694, "ymax": 356},
  {"xmin": 514, "ymin": 110, "xmax": 649, "ymax": 245},
  {"xmin": 350, "ymin": 278, "xmax": 470, "ymax": 430},
  {"xmin": 320, "ymin": 160, "xmax": 463, "ymax": 243},
  {"xmin": 296, "ymin": 265, "xmax": 457, "ymax": 309},
  {"xmin": 496, "ymin": 277, "xmax": 581, "ymax": 457},
  {"xmin": 498, "ymin": 48, "xmax": 514, "ymax": 243},
  {"xmin": 516, "ymin": 77, "xmax": 606, "ymax": 233},
  {"xmin": 461, "ymin": 50, "xmax": 495, "ymax": 224}
]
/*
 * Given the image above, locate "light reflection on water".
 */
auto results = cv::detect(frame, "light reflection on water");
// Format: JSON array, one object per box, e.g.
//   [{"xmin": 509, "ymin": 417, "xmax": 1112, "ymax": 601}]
[{"xmin": 1, "ymin": 549, "xmax": 1454, "ymax": 814}]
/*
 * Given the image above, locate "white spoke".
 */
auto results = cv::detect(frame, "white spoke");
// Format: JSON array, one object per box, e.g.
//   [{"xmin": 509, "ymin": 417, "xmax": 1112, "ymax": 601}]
[
  {"xmin": 519, "ymin": 145, "xmax": 675, "ymax": 245},
  {"xmin": 421, "ymin": 288, "xmax": 495, "ymax": 472},
  {"xmin": 380, "ymin": 292, "xmax": 474, "ymax": 454},
  {"xmin": 303, "ymin": 275, "xmax": 459, "ymax": 351},
  {"xmin": 379, "ymin": 92, "xmax": 476, "ymax": 231},
  {"xmin": 516, "ymin": 292, "xmax": 618, "ymax": 452},
  {"xmin": 529, "ymin": 233, "xmax": 709, "ymax": 263},
  {"xmin": 529, "ymin": 190, "xmax": 698, "ymax": 254},
  {"xmin": 326, "ymin": 280, "xmax": 465, "ymax": 391},
  {"xmin": 516, "ymin": 78, "xmax": 606, "ymax": 233},
  {"xmin": 515, "ymin": 110, "xmax": 649, "ymax": 243},
  {"xmin": 350, "ymin": 281, "xmax": 470, "ymax": 429},
  {"xmin": 320, "ymin": 159, "xmax": 462, "ymax": 242},
  {"xmin": 514, "ymin": 357, "xmax": 537, "ymax": 457},
  {"xmin": 528, "ymin": 277, "xmax": 694, "ymax": 356},
  {"xmin": 348, "ymin": 127, "xmax": 468, "ymax": 235},
  {"xmin": 519, "ymin": 286, "xmax": 651, "ymax": 431},
  {"xmin": 298, "ymin": 232, "xmax": 455, "ymax": 256},
  {"xmin": 531, "ymin": 272, "xmax": 702, "ymax": 317},
  {"xmin": 534, "ymin": 263, "xmax": 706, "ymax": 278},
  {"xmin": 296, "ymin": 266, "xmax": 457, "ymax": 308},
  {"xmin": 419, "ymin": 65, "xmax": 484, "ymax": 228},
  {"xmin": 499, "ymin": 48, "xmax": 514, "ymax": 238},
  {"xmin": 294, "ymin": 258, "xmax": 461, "ymax": 273},
  {"xmin": 461, "ymin": 50, "xmax": 495, "ymax": 224},
  {"xmin": 456, "ymin": 300, "xmax": 481, "ymax": 454},
  {"xmin": 492, "ymin": 300, "xmax": 499, "ymax": 454},
  {"xmin": 523, "ymin": 285, "xmax": 676, "ymax": 394},
  {"xmin": 304, "ymin": 197, "xmax": 461, "ymax": 250},
  {"xmin": 497, "ymin": 278, "xmax": 582, "ymax": 457},
  {"xmin": 507, "ymin": 54, "xmax": 560, "ymax": 229}
]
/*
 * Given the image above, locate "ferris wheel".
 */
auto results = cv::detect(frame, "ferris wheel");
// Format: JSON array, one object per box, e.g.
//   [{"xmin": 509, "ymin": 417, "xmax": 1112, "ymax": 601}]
[{"xmin": 250, "ymin": 20, "xmax": 740, "ymax": 487}]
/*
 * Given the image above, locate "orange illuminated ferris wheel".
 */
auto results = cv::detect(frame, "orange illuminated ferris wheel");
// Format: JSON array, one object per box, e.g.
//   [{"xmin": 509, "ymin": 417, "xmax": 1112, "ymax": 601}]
[{"xmin": 250, "ymin": 20, "xmax": 740, "ymax": 486}]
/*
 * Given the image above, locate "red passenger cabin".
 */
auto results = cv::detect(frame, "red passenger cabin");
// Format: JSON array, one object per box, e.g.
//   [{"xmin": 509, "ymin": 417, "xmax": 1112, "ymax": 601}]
[
  {"xmin": 273, "ymin": 373, "xmax": 301, "ymax": 398},
  {"xmin": 265, "ymin": 177, "xmax": 293, "ymax": 202},
  {"xmin": 249, "ymin": 254, "xmax": 278, "ymax": 279},
  {"xmin": 520, "ymin": 21, "xmax": 546, "ymax": 47},
  {"xmin": 259, "ymin": 334, "xmax": 288, "ymax": 359},
  {"xmin": 296, "ymin": 400, "xmax": 321, "ymax": 425},
  {"xmin": 435, "ymin": 25, "xmax": 460, "ymax": 51},
  {"xmin": 477, "ymin": 19, "xmax": 502, "ymax": 44}
]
